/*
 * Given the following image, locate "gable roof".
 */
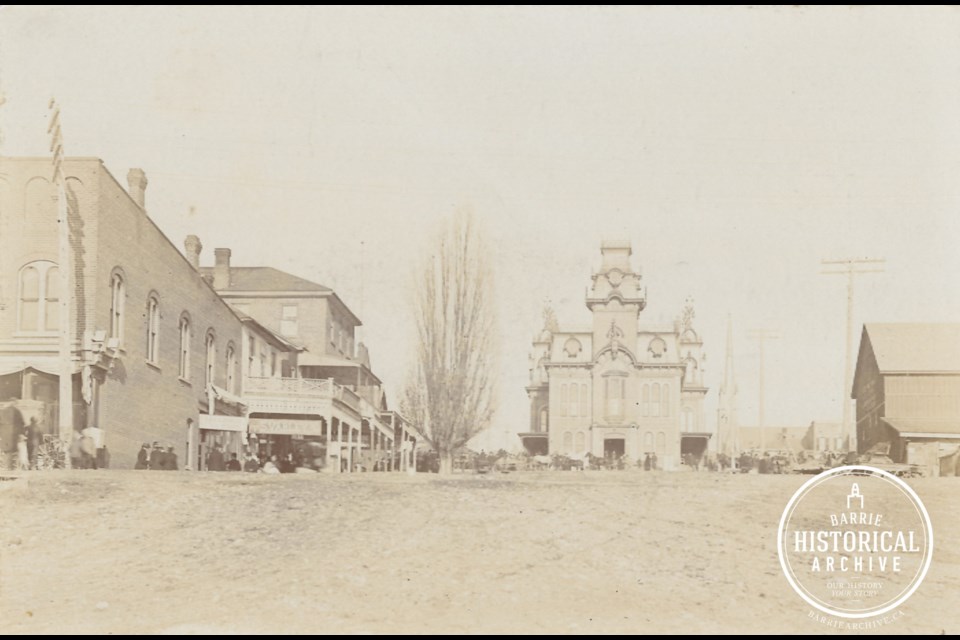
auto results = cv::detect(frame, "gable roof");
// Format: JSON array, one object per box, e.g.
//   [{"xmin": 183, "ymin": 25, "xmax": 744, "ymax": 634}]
[
  {"xmin": 864, "ymin": 323, "xmax": 960, "ymax": 374},
  {"xmin": 233, "ymin": 310, "xmax": 304, "ymax": 352},
  {"xmin": 199, "ymin": 266, "xmax": 331, "ymax": 293}
]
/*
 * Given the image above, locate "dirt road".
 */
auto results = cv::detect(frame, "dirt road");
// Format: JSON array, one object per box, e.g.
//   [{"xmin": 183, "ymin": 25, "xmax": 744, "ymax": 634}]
[{"xmin": 1, "ymin": 471, "xmax": 957, "ymax": 634}]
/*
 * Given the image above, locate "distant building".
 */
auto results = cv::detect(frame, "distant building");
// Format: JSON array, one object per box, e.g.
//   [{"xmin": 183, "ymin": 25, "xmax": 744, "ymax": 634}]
[
  {"xmin": 737, "ymin": 426, "xmax": 807, "ymax": 453},
  {"xmin": 852, "ymin": 323, "xmax": 960, "ymax": 468},
  {"xmin": 199, "ymin": 253, "xmax": 413, "ymax": 472},
  {"xmin": 524, "ymin": 241, "xmax": 709, "ymax": 469},
  {"xmin": 801, "ymin": 421, "xmax": 845, "ymax": 452}
]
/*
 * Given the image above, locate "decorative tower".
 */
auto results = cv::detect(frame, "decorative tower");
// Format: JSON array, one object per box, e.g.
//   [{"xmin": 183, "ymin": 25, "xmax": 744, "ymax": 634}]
[
  {"xmin": 586, "ymin": 239, "xmax": 646, "ymax": 361},
  {"xmin": 522, "ymin": 305, "xmax": 557, "ymax": 455}
]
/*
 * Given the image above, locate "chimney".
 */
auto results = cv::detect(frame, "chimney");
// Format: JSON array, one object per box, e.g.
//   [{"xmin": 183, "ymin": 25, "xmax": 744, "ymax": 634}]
[
  {"xmin": 127, "ymin": 169, "xmax": 148, "ymax": 208},
  {"xmin": 184, "ymin": 235, "xmax": 202, "ymax": 271},
  {"xmin": 214, "ymin": 248, "xmax": 232, "ymax": 290}
]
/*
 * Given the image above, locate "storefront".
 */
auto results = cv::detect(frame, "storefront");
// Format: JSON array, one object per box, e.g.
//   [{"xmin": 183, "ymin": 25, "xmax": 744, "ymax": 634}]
[
  {"xmin": 197, "ymin": 414, "xmax": 248, "ymax": 470},
  {"xmin": 248, "ymin": 416, "xmax": 330, "ymax": 471}
]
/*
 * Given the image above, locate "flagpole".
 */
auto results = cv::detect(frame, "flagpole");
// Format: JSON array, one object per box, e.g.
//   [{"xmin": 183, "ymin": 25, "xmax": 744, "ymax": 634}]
[{"xmin": 49, "ymin": 98, "xmax": 73, "ymax": 469}]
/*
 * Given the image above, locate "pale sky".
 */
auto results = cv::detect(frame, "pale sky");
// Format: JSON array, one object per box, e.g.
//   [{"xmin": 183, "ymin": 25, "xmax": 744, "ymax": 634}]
[{"xmin": 3, "ymin": 6, "xmax": 960, "ymax": 450}]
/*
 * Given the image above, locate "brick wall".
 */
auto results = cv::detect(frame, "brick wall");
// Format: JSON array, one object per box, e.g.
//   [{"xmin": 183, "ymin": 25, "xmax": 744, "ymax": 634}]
[{"xmin": 92, "ymin": 164, "xmax": 242, "ymax": 468}]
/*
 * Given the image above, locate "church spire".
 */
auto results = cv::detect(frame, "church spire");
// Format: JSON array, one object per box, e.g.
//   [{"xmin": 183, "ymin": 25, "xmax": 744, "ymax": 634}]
[
  {"xmin": 722, "ymin": 313, "xmax": 735, "ymax": 393},
  {"xmin": 717, "ymin": 314, "xmax": 739, "ymax": 458}
]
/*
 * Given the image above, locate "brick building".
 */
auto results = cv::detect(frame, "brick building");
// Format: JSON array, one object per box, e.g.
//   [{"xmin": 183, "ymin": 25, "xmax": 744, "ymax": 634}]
[
  {"xmin": 198, "ymin": 251, "xmax": 414, "ymax": 472},
  {"xmin": 523, "ymin": 241, "xmax": 709, "ymax": 470},
  {"xmin": 0, "ymin": 155, "xmax": 417, "ymax": 473},
  {"xmin": 0, "ymin": 157, "xmax": 244, "ymax": 469}
]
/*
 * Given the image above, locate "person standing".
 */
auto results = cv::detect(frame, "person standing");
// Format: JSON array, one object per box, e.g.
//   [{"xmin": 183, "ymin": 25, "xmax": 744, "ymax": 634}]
[
  {"xmin": 225, "ymin": 453, "xmax": 242, "ymax": 472},
  {"xmin": 163, "ymin": 446, "xmax": 178, "ymax": 471},
  {"xmin": 80, "ymin": 425, "xmax": 103, "ymax": 470},
  {"xmin": 26, "ymin": 418, "xmax": 43, "ymax": 470},
  {"xmin": 16, "ymin": 433, "xmax": 29, "ymax": 471},
  {"xmin": 135, "ymin": 443, "xmax": 150, "ymax": 470},
  {"xmin": 206, "ymin": 445, "xmax": 226, "ymax": 472},
  {"xmin": 149, "ymin": 441, "xmax": 164, "ymax": 470}
]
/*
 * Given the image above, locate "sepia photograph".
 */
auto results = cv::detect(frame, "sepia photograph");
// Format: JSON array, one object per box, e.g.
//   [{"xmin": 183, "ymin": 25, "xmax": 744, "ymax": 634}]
[{"xmin": 0, "ymin": 5, "xmax": 958, "ymax": 635}]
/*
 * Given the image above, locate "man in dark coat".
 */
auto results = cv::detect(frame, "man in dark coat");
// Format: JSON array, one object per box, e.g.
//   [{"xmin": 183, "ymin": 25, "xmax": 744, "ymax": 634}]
[
  {"xmin": 149, "ymin": 441, "xmax": 164, "ymax": 470},
  {"xmin": 163, "ymin": 446, "xmax": 178, "ymax": 471},
  {"xmin": 225, "ymin": 453, "xmax": 242, "ymax": 472},
  {"xmin": 206, "ymin": 445, "xmax": 226, "ymax": 472},
  {"xmin": 135, "ymin": 443, "xmax": 150, "ymax": 470}
]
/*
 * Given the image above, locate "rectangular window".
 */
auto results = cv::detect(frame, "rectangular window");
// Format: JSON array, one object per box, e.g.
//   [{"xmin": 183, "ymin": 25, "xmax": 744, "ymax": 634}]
[
  {"xmin": 270, "ymin": 352, "xmax": 277, "ymax": 378},
  {"xmin": 247, "ymin": 336, "xmax": 255, "ymax": 376},
  {"xmin": 280, "ymin": 304, "xmax": 298, "ymax": 337},
  {"xmin": 606, "ymin": 378, "xmax": 624, "ymax": 419}
]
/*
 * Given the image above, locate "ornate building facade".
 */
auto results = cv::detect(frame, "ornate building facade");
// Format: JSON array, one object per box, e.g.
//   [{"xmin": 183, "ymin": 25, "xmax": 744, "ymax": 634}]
[{"xmin": 522, "ymin": 241, "xmax": 709, "ymax": 470}]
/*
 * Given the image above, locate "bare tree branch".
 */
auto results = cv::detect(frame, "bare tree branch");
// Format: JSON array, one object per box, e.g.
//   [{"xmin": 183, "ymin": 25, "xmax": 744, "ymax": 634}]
[{"xmin": 401, "ymin": 208, "xmax": 498, "ymax": 473}]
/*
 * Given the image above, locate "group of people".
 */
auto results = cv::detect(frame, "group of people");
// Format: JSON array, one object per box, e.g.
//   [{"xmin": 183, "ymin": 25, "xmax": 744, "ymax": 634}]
[
  {"xmin": 204, "ymin": 445, "xmax": 323, "ymax": 474},
  {"xmin": 134, "ymin": 442, "xmax": 179, "ymax": 470}
]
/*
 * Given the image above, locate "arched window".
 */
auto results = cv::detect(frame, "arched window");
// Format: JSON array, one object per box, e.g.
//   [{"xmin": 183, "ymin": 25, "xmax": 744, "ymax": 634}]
[
  {"xmin": 644, "ymin": 431, "xmax": 653, "ymax": 452},
  {"xmin": 560, "ymin": 384, "xmax": 568, "ymax": 417},
  {"xmin": 569, "ymin": 382, "xmax": 579, "ymax": 417},
  {"xmin": 651, "ymin": 383, "xmax": 661, "ymax": 418},
  {"xmin": 538, "ymin": 407, "xmax": 548, "ymax": 433},
  {"xmin": 44, "ymin": 266, "xmax": 59, "ymax": 332},
  {"xmin": 641, "ymin": 384, "xmax": 650, "ymax": 417},
  {"xmin": 146, "ymin": 295, "xmax": 160, "ymax": 364},
  {"xmin": 225, "ymin": 344, "xmax": 236, "ymax": 394},
  {"xmin": 575, "ymin": 431, "xmax": 585, "ymax": 453},
  {"xmin": 579, "ymin": 384, "xmax": 588, "ymax": 418},
  {"xmin": 656, "ymin": 431, "xmax": 666, "ymax": 457},
  {"xmin": 17, "ymin": 261, "xmax": 58, "ymax": 333},
  {"xmin": 662, "ymin": 383, "xmax": 670, "ymax": 417},
  {"xmin": 109, "ymin": 272, "xmax": 125, "ymax": 344},
  {"xmin": 205, "ymin": 330, "xmax": 216, "ymax": 387},
  {"xmin": 178, "ymin": 315, "xmax": 191, "ymax": 380},
  {"xmin": 563, "ymin": 431, "xmax": 573, "ymax": 454}
]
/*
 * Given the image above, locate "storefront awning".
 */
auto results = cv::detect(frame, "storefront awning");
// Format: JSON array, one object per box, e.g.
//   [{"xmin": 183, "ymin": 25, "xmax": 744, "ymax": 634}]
[
  {"xmin": 249, "ymin": 417, "xmax": 325, "ymax": 437},
  {"xmin": 199, "ymin": 415, "xmax": 248, "ymax": 432},
  {"xmin": 0, "ymin": 358, "xmax": 78, "ymax": 377}
]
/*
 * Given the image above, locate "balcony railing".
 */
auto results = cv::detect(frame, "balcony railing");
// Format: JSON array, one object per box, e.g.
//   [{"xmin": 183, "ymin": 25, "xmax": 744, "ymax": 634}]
[{"xmin": 243, "ymin": 376, "xmax": 359, "ymax": 411}]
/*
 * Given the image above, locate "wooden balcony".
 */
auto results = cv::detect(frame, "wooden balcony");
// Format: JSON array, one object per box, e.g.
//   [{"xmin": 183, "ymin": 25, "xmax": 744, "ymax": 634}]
[{"xmin": 243, "ymin": 376, "xmax": 360, "ymax": 416}]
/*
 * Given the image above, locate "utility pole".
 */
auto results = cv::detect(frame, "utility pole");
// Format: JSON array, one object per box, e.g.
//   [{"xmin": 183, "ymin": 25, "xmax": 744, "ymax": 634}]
[
  {"xmin": 49, "ymin": 98, "xmax": 73, "ymax": 468},
  {"xmin": 747, "ymin": 329, "xmax": 780, "ymax": 453},
  {"xmin": 821, "ymin": 257, "xmax": 885, "ymax": 453}
]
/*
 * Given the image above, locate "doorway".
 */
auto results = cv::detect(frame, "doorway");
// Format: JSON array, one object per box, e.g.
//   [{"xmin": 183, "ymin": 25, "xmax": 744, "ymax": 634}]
[{"xmin": 604, "ymin": 438, "xmax": 625, "ymax": 460}]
